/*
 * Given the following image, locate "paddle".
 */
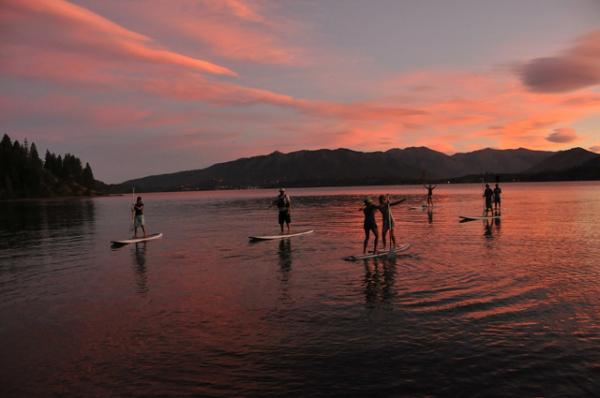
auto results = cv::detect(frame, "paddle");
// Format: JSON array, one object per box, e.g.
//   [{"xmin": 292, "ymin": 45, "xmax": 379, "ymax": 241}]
[
  {"xmin": 130, "ymin": 185, "xmax": 135, "ymax": 232},
  {"xmin": 481, "ymin": 177, "xmax": 486, "ymax": 216}
]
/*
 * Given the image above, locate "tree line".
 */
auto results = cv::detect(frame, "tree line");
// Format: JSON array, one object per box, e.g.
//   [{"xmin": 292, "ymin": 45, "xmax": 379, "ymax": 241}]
[{"xmin": 0, "ymin": 134, "xmax": 97, "ymax": 199}]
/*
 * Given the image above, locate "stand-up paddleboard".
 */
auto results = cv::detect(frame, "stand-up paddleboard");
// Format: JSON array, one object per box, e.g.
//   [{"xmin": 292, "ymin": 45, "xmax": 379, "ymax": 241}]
[
  {"xmin": 249, "ymin": 230, "xmax": 314, "ymax": 241},
  {"xmin": 459, "ymin": 215, "xmax": 500, "ymax": 221},
  {"xmin": 344, "ymin": 243, "xmax": 411, "ymax": 261},
  {"xmin": 111, "ymin": 232, "xmax": 163, "ymax": 245}
]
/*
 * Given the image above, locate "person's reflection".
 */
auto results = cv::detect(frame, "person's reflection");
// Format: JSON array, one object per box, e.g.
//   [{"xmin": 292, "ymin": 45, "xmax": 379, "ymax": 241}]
[
  {"xmin": 132, "ymin": 242, "xmax": 149, "ymax": 294},
  {"xmin": 363, "ymin": 258, "xmax": 396, "ymax": 308},
  {"xmin": 278, "ymin": 239, "xmax": 292, "ymax": 283},
  {"xmin": 427, "ymin": 208, "xmax": 433, "ymax": 224},
  {"xmin": 483, "ymin": 219, "xmax": 493, "ymax": 239}
]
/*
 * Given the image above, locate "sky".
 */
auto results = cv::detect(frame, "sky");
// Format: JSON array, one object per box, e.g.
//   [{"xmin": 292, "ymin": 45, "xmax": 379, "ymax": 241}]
[{"xmin": 1, "ymin": 0, "xmax": 600, "ymax": 183}]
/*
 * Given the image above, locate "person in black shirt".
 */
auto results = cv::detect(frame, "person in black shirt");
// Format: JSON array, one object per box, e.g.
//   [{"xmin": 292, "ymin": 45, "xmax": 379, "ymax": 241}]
[
  {"xmin": 272, "ymin": 188, "xmax": 291, "ymax": 234},
  {"xmin": 132, "ymin": 196, "xmax": 146, "ymax": 238},
  {"xmin": 493, "ymin": 183, "xmax": 502, "ymax": 210},
  {"xmin": 483, "ymin": 184, "xmax": 494, "ymax": 215},
  {"xmin": 360, "ymin": 198, "xmax": 379, "ymax": 254}
]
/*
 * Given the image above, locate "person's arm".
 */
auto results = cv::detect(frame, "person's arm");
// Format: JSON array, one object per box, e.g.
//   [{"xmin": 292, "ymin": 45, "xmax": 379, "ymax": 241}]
[
  {"xmin": 390, "ymin": 198, "xmax": 407, "ymax": 206},
  {"xmin": 286, "ymin": 195, "xmax": 291, "ymax": 210},
  {"xmin": 433, "ymin": 185, "xmax": 437, "ymax": 190}
]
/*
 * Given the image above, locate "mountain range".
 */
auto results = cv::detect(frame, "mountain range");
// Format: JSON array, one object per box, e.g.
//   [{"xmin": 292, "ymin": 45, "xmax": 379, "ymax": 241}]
[{"xmin": 113, "ymin": 146, "xmax": 600, "ymax": 192}]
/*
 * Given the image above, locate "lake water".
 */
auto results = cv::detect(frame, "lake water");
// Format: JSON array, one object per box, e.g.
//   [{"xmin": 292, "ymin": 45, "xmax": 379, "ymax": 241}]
[{"xmin": 1, "ymin": 182, "xmax": 600, "ymax": 397}]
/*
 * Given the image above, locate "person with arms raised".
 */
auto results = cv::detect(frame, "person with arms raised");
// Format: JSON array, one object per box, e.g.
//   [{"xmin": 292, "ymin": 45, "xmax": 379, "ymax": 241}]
[{"xmin": 378, "ymin": 194, "xmax": 406, "ymax": 250}]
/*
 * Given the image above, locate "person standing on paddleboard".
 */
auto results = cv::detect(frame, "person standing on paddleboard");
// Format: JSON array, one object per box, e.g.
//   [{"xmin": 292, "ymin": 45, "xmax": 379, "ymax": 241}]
[
  {"xmin": 424, "ymin": 184, "xmax": 437, "ymax": 207},
  {"xmin": 132, "ymin": 196, "xmax": 147, "ymax": 238},
  {"xmin": 360, "ymin": 198, "xmax": 379, "ymax": 255},
  {"xmin": 483, "ymin": 184, "xmax": 494, "ymax": 215},
  {"xmin": 378, "ymin": 194, "xmax": 406, "ymax": 250},
  {"xmin": 493, "ymin": 183, "xmax": 502, "ymax": 211},
  {"xmin": 272, "ymin": 188, "xmax": 291, "ymax": 234}
]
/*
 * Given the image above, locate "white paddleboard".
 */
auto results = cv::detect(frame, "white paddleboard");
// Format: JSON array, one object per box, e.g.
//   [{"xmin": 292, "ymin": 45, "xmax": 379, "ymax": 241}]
[
  {"xmin": 111, "ymin": 232, "xmax": 163, "ymax": 245},
  {"xmin": 344, "ymin": 243, "xmax": 411, "ymax": 261},
  {"xmin": 249, "ymin": 230, "xmax": 314, "ymax": 241},
  {"xmin": 459, "ymin": 215, "xmax": 500, "ymax": 221}
]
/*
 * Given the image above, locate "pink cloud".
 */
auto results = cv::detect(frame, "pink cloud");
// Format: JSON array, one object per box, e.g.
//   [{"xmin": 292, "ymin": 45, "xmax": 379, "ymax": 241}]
[
  {"xmin": 520, "ymin": 30, "xmax": 600, "ymax": 92},
  {"xmin": 1, "ymin": 0, "xmax": 236, "ymax": 76},
  {"xmin": 87, "ymin": 0, "xmax": 302, "ymax": 65},
  {"xmin": 589, "ymin": 145, "xmax": 600, "ymax": 153},
  {"xmin": 203, "ymin": 0, "xmax": 265, "ymax": 23}
]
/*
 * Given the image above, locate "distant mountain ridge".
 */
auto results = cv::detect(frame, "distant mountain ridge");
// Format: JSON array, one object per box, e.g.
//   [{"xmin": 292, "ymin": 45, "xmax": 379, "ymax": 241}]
[{"xmin": 113, "ymin": 146, "xmax": 599, "ymax": 192}]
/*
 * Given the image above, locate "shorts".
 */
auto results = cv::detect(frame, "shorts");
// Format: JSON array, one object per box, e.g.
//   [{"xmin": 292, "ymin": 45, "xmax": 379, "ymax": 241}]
[
  {"xmin": 485, "ymin": 199, "xmax": 493, "ymax": 209},
  {"xmin": 383, "ymin": 219, "xmax": 395, "ymax": 230},
  {"xmin": 134, "ymin": 214, "xmax": 145, "ymax": 227},
  {"xmin": 494, "ymin": 197, "xmax": 501, "ymax": 204},
  {"xmin": 278, "ymin": 211, "xmax": 291, "ymax": 225}
]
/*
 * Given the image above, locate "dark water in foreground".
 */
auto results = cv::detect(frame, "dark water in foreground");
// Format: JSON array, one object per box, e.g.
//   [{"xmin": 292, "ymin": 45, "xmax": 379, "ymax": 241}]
[{"xmin": 1, "ymin": 182, "xmax": 600, "ymax": 397}]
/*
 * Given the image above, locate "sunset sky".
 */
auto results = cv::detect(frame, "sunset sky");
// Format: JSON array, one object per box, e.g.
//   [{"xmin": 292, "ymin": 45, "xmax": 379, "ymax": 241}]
[{"xmin": 2, "ymin": 0, "xmax": 600, "ymax": 182}]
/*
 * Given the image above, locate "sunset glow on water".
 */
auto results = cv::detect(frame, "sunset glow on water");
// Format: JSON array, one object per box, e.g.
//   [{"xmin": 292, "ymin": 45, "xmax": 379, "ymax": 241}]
[{"xmin": 1, "ymin": 182, "xmax": 600, "ymax": 396}]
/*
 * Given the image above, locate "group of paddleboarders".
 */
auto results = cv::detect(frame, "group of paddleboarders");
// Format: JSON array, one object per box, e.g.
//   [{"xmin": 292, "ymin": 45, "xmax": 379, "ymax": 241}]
[
  {"xmin": 267, "ymin": 183, "xmax": 502, "ymax": 255},
  {"xmin": 128, "ymin": 182, "xmax": 502, "ymax": 251},
  {"xmin": 483, "ymin": 183, "xmax": 502, "ymax": 215},
  {"xmin": 360, "ymin": 195, "xmax": 406, "ymax": 254}
]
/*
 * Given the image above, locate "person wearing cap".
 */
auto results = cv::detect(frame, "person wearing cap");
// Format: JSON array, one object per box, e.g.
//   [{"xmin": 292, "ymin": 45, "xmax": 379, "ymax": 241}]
[
  {"xmin": 272, "ymin": 188, "xmax": 291, "ymax": 233},
  {"xmin": 360, "ymin": 197, "xmax": 380, "ymax": 254}
]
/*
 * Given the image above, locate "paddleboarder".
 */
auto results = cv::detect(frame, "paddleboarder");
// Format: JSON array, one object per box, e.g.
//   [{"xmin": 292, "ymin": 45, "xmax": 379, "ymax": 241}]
[
  {"xmin": 493, "ymin": 183, "xmax": 502, "ymax": 210},
  {"xmin": 132, "ymin": 196, "xmax": 147, "ymax": 238},
  {"xmin": 483, "ymin": 184, "xmax": 494, "ymax": 215},
  {"xmin": 378, "ymin": 194, "xmax": 406, "ymax": 250},
  {"xmin": 360, "ymin": 198, "xmax": 379, "ymax": 255},
  {"xmin": 272, "ymin": 188, "xmax": 291, "ymax": 234},
  {"xmin": 424, "ymin": 184, "xmax": 437, "ymax": 207}
]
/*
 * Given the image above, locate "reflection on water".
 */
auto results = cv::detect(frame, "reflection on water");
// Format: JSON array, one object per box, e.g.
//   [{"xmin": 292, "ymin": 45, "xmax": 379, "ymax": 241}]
[
  {"xmin": 363, "ymin": 258, "xmax": 396, "ymax": 308},
  {"xmin": 132, "ymin": 242, "xmax": 148, "ymax": 295},
  {"xmin": 484, "ymin": 219, "xmax": 493, "ymax": 239},
  {"xmin": 1, "ymin": 182, "xmax": 600, "ymax": 397},
  {"xmin": 278, "ymin": 239, "xmax": 292, "ymax": 280}
]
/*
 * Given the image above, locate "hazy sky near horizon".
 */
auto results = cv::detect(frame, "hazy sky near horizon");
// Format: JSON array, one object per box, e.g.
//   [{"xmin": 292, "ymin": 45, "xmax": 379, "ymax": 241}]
[{"xmin": 2, "ymin": 0, "xmax": 600, "ymax": 182}]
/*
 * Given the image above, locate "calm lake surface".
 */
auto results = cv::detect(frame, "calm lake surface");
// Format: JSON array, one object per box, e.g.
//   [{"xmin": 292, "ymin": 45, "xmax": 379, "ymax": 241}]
[{"xmin": 1, "ymin": 182, "xmax": 600, "ymax": 397}]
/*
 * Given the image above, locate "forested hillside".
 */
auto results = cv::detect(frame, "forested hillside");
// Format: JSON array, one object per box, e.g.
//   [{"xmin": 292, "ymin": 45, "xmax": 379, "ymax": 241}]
[{"xmin": 0, "ymin": 134, "xmax": 101, "ymax": 199}]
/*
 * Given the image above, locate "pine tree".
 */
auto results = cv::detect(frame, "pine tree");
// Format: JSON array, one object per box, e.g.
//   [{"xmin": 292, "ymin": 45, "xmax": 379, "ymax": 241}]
[{"xmin": 82, "ymin": 162, "xmax": 95, "ymax": 190}]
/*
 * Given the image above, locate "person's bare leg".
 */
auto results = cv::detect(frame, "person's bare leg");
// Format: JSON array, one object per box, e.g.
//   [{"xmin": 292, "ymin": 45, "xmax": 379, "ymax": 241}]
[
  {"xmin": 373, "ymin": 229, "xmax": 379, "ymax": 254},
  {"xmin": 390, "ymin": 228, "xmax": 396, "ymax": 248},
  {"xmin": 363, "ymin": 229, "xmax": 370, "ymax": 254},
  {"xmin": 286, "ymin": 222, "xmax": 290, "ymax": 234},
  {"xmin": 280, "ymin": 223, "xmax": 284, "ymax": 234},
  {"xmin": 382, "ymin": 227, "xmax": 388, "ymax": 250},
  {"xmin": 134, "ymin": 226, "xmax": 138, "ymax": 238},
  {"xmin": 141, "ymin": 225, "xmax": 146, "ymax": 238}
]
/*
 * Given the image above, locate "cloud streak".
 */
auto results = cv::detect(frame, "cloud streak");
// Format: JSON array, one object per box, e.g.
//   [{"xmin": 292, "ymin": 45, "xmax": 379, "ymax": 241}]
[{"xmin": 1, "ymin": 0, "xmax": 237, "ymax": 76}]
